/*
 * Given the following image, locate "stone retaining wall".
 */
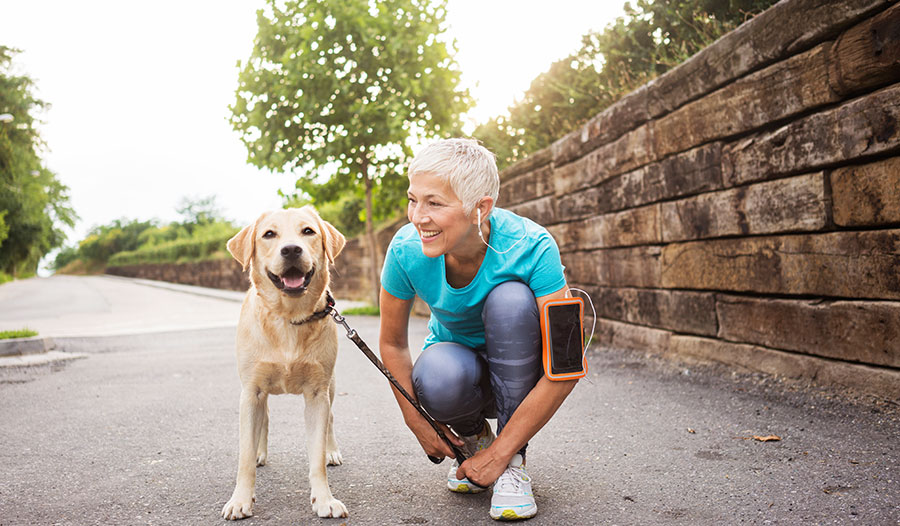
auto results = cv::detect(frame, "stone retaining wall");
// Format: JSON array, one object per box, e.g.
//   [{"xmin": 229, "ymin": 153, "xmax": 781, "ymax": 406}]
[{"xmin": 500, "ymin": 0, "xmax": 900, "ymax": 399}]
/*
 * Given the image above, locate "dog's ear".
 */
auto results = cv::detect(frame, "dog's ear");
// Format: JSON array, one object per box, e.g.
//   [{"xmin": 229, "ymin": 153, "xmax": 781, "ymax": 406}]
[
  {"xmin": 228, "ymin": 212, "xmax": 269, "ymax": 271},
  {"xmin": 227, "ymin": 223, "xmax": 255, "ymax": 271},
  {"xmin": 318, "ymin": 216, "xmax": 346, "ymax": 265}
]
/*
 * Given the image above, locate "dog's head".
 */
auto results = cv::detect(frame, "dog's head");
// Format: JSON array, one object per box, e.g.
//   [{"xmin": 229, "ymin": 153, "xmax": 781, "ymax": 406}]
[{"xmin": 227, "ymin": 206, "xmax": 346, "ymax": 299}]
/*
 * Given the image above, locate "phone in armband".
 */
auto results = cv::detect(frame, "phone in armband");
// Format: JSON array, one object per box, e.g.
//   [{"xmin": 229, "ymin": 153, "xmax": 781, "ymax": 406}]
[{"xmin": 540, "ymin": 297, "xmax": 587, "ymax": 381}]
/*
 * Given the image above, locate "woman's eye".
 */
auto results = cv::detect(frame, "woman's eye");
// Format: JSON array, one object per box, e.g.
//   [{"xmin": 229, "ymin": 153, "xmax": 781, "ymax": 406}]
[
  {"xmin": 263, "ymin": 230, "xmax": 276, "ymax": 239},
  {"xmin": 302, "ymin": 227, "xmax": 316, "ymax": 235}
]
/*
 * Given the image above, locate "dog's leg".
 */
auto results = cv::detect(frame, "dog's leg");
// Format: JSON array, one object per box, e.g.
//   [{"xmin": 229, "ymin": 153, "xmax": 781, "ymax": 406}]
[
  {"xmin": 222, "ymin": 387, "xmax": 265, "ymax": 520},
  {"xmin": 325, "ymin": 375, "xmax": 342, "ymax": 466},
  {"xmin": 257, "ymin": 394, "xmax": 269, "ymax": 466},
  {"xmin": 305, "ymin": 389, "xmax": 348, "ymax": 518}
]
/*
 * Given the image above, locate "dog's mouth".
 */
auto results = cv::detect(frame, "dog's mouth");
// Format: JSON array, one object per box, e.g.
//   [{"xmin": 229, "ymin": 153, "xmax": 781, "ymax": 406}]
[{"xmin": 267, "ymin": 266, "xmax": 315, "ymax": 296}]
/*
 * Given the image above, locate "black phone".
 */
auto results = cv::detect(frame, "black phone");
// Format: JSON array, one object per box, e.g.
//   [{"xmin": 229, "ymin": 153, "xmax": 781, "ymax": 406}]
[{"xmin": 541, "ymin": 298, "xmax": 587, "ymax": 381}]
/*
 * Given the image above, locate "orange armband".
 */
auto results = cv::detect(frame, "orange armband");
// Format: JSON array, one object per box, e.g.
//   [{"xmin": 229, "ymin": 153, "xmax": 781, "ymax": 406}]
[{"xmin": 540, "ymin": 297, "xmax": 587, "ymax": 381}]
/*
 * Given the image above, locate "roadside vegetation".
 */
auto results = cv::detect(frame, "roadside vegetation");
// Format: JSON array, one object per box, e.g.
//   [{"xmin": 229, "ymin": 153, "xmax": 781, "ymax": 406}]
[
  {"xmin": 52, "ymin": 196, "xmax": 238, "ymax": 274},
  {"xmin": 0, "ymin": 328, "xmax": 38, "ymax": 340},
  {"xmin": 342, "ymin": 305, "xmax": 381, "ymax": 317}
]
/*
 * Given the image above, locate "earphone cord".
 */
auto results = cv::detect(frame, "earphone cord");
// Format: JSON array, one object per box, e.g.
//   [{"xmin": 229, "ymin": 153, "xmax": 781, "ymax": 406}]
[
  {"xmin": 566, "ymin": 287, "xmax": 597, "ymax": 356},
  {"xmin": 477, "ymin": 209, "xmax": 528, "ymax": 255}
]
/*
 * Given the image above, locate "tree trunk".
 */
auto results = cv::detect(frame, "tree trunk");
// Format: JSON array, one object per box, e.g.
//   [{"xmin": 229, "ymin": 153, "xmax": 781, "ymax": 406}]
[{"xmin": 362, "ymin": 157, "xmax": 381, "ymax": 308}]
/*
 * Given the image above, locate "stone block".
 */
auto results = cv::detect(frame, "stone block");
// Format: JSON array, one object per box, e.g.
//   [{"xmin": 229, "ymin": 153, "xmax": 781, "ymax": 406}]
[
  {"xmin": 554, "ymin": 123, "xmax": 657, "ymax": 196},
  {"xmin": 590, "ymin": 286, "xmax": 717, "ymax": 337},
  {"xmin": 573, "ymin": 205, "xmax": 661, "ymax": 249},
  {"xmin": 827, "ymin": 3, "xmax": 900, "ymax": 96},
  {"xmin": 660, "ymin": 229, "xmax": 900, "ymax": 299},
  {"xmin": 500, "ymin": 164, "xmax": 554, "ymax": 207},
  {"xmin": 830, "ymin": 156, "xmax": 900, "ymax": 226},
  {"xmin": 646, "ymin": 0, "xmax": 892, "ymax": 118},
  {"xmin": 565, "ymin": 246, "xmax": 662, "ymax": 289},
  {"xmin": 654, "ymin": 42, "xmax": 839, "ymax": 158},
  {"xmin": 595, "ymin": 318, "xmax": 671, "ymax": 355},
  {"xmin": 588, "ymin": 143, "xmax": 724, "ymax": 219},
  {"xmin": 499, "ymin": 147, "xmax": 552, "ymax": 182},
  {"xmin": 723, "ymin": 83, "xmax": 900, "ymax": 186},
  {"xmin": 661, "ymin": 172, "xmax": 827, "ymax": 242},
  {"xmin": 716, "ymin": 294, "xmax": 900, "ymax": 367},
  {"xmin": 507, "ymin": 195, "xmax": 557, "ymax": 227}
]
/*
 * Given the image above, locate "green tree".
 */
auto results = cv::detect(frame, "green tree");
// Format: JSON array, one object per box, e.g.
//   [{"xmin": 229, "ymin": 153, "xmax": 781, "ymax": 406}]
[
  {"xmin": 0, "ymin": 46, "xmax": 76, "ymax": 277},
  {"xmin": 475, "ymin": 0, "xmax": 777, "ymax": 170},
  {"xmin": 230, "ymin": 0, "xmax": 471, "ymax": 304},
  {"xmin": 176, "ymin": 195, "xmax": 224, "ymax": 235}
]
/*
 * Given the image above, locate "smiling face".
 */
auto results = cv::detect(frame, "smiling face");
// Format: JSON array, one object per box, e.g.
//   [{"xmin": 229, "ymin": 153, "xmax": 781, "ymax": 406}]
[
  {"xmin": 227, "ymin": 206, "xmax": 346, "ymax": 300},
  {"xmin": 255, "ymin": 211, "xmax": 319, "ymax": 297},
  {"xmin": 407, "ymin": 172, "xmax": 480, "ymax": 259}
]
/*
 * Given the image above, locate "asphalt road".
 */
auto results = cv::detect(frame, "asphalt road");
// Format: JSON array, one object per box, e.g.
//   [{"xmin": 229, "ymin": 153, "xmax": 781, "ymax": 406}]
[{"xmin": 0, "ymin": 276, "xmax": 897, "ymax": 525}]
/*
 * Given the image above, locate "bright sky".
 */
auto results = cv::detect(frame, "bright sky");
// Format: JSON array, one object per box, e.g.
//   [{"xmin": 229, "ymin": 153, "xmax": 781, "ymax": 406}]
[{"xmin": 0, "ymin": 1, "xmax": 624, "ymax": 254}]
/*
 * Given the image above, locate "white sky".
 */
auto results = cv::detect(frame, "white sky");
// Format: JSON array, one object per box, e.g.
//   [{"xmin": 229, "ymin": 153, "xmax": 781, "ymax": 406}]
[{"xmin": 0, "ymin": 0, "xmax": 623, "ymax": 250}]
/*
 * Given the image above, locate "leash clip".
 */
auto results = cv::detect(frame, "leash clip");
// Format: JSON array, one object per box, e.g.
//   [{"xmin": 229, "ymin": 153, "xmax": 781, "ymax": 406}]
[{"xmin": 329, "ymin": 309, "xmax": 354, "ymax": 338}]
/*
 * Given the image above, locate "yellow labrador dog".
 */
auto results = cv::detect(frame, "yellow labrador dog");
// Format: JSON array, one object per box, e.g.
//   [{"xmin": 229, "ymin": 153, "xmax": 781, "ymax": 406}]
[{"xmin": 221, "ymin": 206, "xmax": 348, "ymax": 520}]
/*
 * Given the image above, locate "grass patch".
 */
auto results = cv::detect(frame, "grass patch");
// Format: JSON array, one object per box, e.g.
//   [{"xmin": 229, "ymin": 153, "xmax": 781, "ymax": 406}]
[
  {"xmin": 0, "ymin": 328, "xmax": 38, "ymax": 340},
  {"xmin": 342, "ymin": 305, "xmax": 380, "ymax": 316}
]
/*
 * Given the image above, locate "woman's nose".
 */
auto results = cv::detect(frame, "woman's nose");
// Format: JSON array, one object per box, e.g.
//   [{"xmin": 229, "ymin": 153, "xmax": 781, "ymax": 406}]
[{"xmin": 410, "ymin": 203, "xmax": 427, "ymax": 224}]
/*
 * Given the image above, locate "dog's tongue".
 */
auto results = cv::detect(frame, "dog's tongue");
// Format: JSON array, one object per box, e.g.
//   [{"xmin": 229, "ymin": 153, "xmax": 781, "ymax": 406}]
[{"xmin": 283, "ymin": 274, "xmax": 306, "ymax": 289}]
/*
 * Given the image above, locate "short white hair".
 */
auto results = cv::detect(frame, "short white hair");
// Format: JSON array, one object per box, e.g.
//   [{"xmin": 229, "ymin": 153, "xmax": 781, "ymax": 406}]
[{"xmin": 407, "ymin": 138, "xmax": 499, "ymax": 214}]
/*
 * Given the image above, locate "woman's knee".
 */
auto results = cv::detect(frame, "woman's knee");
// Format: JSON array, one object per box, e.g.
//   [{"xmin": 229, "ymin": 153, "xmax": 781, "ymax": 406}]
[
  {"xmin": 482, "ymin": 281, "xmax": 539, "ymax": 326},
  {"xmin": 412, "ymin": 343, "xmax": 488, "ymax": 422}
]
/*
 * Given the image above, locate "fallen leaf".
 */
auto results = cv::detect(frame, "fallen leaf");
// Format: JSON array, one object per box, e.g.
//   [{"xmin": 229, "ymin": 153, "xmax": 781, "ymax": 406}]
[{"xmin": 752, "ymin": 435, "xmax": 781, "ymax": 442}]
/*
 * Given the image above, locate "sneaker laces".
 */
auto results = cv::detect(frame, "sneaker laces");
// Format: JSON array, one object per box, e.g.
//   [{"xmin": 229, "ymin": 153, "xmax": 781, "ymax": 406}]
[{"xmin": 495, "ymin": 464, "xmax": 527, "ymax": 494}]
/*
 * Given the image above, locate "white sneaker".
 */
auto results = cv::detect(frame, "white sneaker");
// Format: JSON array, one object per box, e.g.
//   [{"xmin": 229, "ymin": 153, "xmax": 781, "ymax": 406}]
[
  {"xmin": 490, "ymin": 454, "xmax": 537, "ymax": 521},
  {"xmin": 447, "ymin": 421, "xmax": 495, "ymax": 493}
]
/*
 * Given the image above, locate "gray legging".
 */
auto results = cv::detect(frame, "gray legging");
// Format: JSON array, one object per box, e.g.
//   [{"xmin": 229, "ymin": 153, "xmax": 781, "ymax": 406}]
[{"xmin": 411, "ymin": 281, "xmax": 543, "ymax": 454}]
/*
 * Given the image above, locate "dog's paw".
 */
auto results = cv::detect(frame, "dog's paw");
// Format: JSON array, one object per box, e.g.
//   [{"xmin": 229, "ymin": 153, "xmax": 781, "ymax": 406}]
[
  {"xmin": 310, "ymin": 494, "xmax": 348, "ymax": 518},
  {"xmin": 326, "ymin": 449, "xmax": 343, "ymax": 466},
  {"xmin": 222, "ymin": 493, "xmax": 254, "ymax": 520}
]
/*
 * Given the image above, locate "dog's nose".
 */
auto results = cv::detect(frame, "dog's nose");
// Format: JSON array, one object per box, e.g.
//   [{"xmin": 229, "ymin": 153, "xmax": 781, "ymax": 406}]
[{"xmin": 280, "ymin": 244, "xmax": 303, "ymax": 260}]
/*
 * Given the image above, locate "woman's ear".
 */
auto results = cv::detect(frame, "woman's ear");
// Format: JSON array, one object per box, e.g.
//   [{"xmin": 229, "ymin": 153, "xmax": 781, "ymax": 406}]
[{"xmin": 475, "ymin": 197, "xmax": 494, "ymax": 225}]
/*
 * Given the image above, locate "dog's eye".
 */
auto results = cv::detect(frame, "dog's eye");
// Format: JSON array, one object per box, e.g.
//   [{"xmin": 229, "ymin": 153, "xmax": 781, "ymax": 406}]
[
  {"xmin": 302, "ymin": 227, "xmax": 316, "ymax": 236},
  {"xmin": 262, "ymin": 230, "xmax": 276, "ymax": 239}
]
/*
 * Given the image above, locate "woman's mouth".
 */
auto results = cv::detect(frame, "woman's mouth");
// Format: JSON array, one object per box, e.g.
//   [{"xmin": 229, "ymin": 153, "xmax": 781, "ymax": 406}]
[{"xmin": 419, "ymin": 229, "xmax": 441, "ymax": 242}]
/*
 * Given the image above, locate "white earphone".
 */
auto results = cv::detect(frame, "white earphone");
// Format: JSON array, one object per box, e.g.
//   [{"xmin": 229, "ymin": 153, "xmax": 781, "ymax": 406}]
[{"xmin": 477, "ymin": 208, "xmax": 484, "ymax": 239}]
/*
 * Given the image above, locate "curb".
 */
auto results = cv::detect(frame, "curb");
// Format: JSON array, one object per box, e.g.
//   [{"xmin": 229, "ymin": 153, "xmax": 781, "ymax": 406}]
[{"xmin": 0, "ymin": 336, "xmax": 55, "ymax": 358}]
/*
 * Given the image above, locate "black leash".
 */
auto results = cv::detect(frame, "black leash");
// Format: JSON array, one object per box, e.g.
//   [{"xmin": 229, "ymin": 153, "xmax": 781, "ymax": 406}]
[{"xmin": 327, "ymin": 305, "xmax": 471, "ymax": 465}]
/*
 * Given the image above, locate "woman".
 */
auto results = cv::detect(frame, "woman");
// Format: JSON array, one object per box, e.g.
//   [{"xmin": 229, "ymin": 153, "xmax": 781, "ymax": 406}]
[{"xmin": 379, "ymin": 138, "xmax": 579, "ymax": 521}]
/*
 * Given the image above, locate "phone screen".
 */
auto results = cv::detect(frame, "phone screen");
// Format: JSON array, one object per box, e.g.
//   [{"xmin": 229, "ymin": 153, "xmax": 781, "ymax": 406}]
[{"xmin": 547, "ymin": 302, "xmax": 584, "ymax": 375}]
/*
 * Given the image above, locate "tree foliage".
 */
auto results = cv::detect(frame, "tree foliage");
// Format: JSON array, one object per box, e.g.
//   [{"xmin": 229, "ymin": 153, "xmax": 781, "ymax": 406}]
[
  {"xmin": 231, "ymin": 0, "xmax": 472, "ymax": 302},
  {"xmin": 0, "ymin": 46, "xmax": 76, "ymax": 277},
  {"xmin": 475, "ymin": 0, "xmax": 778, "ymax": 169},
  {"xmin": 232, "ymin": 0, "xmax": 469, "ymax": 207}
]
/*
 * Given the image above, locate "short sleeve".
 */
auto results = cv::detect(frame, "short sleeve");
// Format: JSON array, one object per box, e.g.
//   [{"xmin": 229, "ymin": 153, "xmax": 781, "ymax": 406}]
[
  {"xmin": 380, "ymin": 238, "xmax": 416, "ymax": 300},
  {"xmin": 527, "ymin": 233, "xmax": 567, "ymax": 297}
]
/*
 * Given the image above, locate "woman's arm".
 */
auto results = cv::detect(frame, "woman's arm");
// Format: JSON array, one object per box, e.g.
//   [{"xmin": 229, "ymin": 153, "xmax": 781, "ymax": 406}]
[
  {"xmin": 379, "ymin": 287, "xmax": 464, "ymax": 458},
  {"xmin": 455, "ymin": 286, "xmax": 579, "ymax": 486}
]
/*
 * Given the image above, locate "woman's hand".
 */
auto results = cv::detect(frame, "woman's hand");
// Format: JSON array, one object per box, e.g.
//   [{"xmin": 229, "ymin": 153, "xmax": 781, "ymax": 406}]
[
  {"xmin": 455, "ymin": 445, "xmax": 509, "ymax": 487},
  {"xmin": 406, "ymin": 412, "xmax": 464, "ymax": 460}
]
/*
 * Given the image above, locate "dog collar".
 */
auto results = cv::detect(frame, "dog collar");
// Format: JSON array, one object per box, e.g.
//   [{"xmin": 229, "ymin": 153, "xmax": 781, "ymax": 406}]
[{"xmin": 289, "ymin": 291, "xmax": 336, "ymax": 326}]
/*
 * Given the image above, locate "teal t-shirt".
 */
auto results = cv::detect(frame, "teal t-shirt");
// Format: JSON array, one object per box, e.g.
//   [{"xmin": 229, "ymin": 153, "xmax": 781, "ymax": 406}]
[{"xmin": 381, "ymin": 207, "xmax": 567, "ymax": 349}]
